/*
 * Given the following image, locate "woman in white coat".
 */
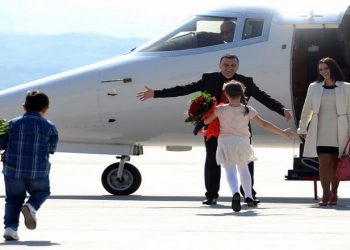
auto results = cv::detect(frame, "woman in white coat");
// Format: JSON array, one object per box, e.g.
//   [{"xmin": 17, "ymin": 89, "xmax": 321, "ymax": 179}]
[{"xmin": 298, "ymin": 57, "xmax": 350, "ymax": 206}]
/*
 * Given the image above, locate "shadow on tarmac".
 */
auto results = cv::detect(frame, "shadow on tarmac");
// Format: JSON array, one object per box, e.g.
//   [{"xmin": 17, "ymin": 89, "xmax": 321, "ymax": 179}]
[
  {"xmin": 1, "ymin": 194, "xmax": 349, "ymax": 205},
  {"xmin": 0, "ymin": 240, "xmax": 60, "ymax": 246},
  {"xmin": 1, "ymin": 195, "xmax": 350, "ymax": 212}
]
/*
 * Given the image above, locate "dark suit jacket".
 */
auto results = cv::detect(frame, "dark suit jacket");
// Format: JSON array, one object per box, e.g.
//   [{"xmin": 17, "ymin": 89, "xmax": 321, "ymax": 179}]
[{"xmin": 154, "ymin": 72, "xmax": 285, "ymax": 117}]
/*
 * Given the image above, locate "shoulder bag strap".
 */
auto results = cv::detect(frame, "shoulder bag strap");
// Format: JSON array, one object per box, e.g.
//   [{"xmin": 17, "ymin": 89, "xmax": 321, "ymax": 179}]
[{"xmin": 344, "ymin": 138, "xmax": 350, "ymax": 155}]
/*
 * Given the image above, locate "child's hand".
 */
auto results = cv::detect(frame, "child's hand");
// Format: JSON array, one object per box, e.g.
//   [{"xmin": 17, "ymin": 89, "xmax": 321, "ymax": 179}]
[{"xmin": 283, "ymin": 128, "xmax": 296, "ymax": 140}]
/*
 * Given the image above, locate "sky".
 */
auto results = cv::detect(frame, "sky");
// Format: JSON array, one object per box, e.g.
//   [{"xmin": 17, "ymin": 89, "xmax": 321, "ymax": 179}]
[
  {"xmin": 1, "ymin": 0, "xmax": 349, "ymax": 39},
  {"xmin": 0, "ymin": 0, "xmax": 350, "ymax": 39}
]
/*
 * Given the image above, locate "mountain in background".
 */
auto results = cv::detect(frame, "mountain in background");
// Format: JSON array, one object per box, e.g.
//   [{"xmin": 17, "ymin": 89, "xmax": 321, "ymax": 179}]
[{"xmin": 0, "ymin": 33, "xmax": 148, "ymax": 90}]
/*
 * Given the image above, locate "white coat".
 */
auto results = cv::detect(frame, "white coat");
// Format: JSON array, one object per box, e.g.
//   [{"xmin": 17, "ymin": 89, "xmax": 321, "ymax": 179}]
[{"xmin": 297, "ymin": 81, "xmax": 350, "ymax": 158}]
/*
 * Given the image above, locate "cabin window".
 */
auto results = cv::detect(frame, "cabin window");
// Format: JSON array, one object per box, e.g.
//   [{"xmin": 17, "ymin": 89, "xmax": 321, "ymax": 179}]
[
  {"xmin": 138, "ymin": 16, "xmax": 237, "ymax": 52},
  {"xmin": 242, "ymin": 18, "xmax": 264, "ymax": 40}
]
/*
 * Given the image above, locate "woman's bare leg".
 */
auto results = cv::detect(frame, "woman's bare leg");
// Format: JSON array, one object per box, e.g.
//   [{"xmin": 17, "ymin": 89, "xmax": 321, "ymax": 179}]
[
  {"xmin": 330, "ymin": 153, "xmax": 339, "ymax": 200},
  {"xmin": 318, "ymin": 153, "xmax": 333, "ymax": 201}
]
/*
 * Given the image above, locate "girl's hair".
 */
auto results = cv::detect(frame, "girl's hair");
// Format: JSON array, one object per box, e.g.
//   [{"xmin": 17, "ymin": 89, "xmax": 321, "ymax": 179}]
[
  {"xmin": 223, "ymin": 80, "xmax": 249, "ymax": 115},
  {"xmin": 317, "ymin": 57, "xmax": 344, "ymax": 82}
]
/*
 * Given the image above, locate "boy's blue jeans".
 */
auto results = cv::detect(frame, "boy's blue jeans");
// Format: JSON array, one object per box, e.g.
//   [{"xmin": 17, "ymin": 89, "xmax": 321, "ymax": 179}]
[{"xmin": 3, "ymin": 175, "xmax": 50, "ymax": 230}]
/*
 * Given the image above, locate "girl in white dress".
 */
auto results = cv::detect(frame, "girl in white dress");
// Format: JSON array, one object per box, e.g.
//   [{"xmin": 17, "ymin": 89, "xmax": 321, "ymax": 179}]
[{"xmin": 203, "ymin": 81, "xmax": 295, "ymax": 212}]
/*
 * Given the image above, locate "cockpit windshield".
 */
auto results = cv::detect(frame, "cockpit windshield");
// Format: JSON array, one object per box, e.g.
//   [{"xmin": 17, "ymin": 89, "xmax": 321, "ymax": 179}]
[{"xmin": 137, "ymin": 16, "xmax": 237, "ymax": 52}]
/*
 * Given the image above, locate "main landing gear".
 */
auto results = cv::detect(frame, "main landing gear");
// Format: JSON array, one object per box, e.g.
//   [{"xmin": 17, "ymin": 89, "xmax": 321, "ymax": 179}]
[{"xmin": 101, "ymin": 155, "xmax": 142, "ymax": 195}]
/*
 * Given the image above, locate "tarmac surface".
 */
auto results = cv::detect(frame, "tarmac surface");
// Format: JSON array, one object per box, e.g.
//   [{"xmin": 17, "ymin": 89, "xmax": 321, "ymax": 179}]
[{"xmin": 1, "ymin": 135, "xmax": 350, "ymax": 249}]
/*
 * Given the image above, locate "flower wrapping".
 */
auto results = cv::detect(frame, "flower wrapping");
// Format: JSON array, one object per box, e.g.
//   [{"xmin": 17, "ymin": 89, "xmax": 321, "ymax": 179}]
[{"xmin": 202, "ymin": 116, "xmax": 220, "ymax": 140}]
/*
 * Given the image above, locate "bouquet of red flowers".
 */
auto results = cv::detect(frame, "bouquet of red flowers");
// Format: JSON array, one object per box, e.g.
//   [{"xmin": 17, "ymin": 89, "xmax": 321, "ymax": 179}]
[
  {"xmin": 184, "ymin": 92, "xmax": 216, "ymax": 124},
  {"xmin": 185, "ymin": 92, "xmax": 221, "ymax": 139}
]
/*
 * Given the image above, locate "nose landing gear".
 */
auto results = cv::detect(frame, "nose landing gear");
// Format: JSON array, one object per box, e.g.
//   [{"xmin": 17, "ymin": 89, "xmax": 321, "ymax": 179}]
[{"xmin": 101, "ymin": 155, "xmax": 142, "ymax": 195}]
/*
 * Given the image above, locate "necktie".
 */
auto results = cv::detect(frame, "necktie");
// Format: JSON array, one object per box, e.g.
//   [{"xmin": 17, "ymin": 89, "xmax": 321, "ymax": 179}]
[{"xmin": 220, "ymin": 90, "xmax": 228, "ymax": 104}]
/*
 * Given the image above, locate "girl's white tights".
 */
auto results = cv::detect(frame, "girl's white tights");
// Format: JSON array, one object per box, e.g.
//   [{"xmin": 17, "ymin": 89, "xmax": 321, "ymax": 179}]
[{"xmin": 223, "ymin": 163, "xmax": 253, "ymax": 199}]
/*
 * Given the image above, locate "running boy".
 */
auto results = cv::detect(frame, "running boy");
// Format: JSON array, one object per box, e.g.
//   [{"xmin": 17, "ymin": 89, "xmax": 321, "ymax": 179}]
[{"xmin": 0, "ymin": 90, "xmax": 59, "ymax": 240}]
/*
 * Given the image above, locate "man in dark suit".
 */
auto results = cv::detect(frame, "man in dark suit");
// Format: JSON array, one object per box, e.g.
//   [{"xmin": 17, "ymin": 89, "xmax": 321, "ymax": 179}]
[{"xmin": 137, "ymin": 54, "xmax": 292, "ymax": 205}]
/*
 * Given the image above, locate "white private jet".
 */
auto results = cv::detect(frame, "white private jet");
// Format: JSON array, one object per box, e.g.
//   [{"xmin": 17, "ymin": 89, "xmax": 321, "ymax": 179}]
[{"xmin": 0, "ymin": 4, "xmax": 349, "ymax": 195}]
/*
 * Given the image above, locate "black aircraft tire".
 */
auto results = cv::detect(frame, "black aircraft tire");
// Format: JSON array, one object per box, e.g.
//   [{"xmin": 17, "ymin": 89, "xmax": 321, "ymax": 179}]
[{"xmin": 101, "ymin": 162, "xmax": 142, "ymax": 195}]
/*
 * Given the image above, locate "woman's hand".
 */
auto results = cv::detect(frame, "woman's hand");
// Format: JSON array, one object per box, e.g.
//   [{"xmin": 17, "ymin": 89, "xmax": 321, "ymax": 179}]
[
  {"xmin": 299, "ymin": 134, "xmax": 307, "ymax": 139},
  {"xmin": 283, "ymin": 128, "xmax": 297, "ymax": 140}
]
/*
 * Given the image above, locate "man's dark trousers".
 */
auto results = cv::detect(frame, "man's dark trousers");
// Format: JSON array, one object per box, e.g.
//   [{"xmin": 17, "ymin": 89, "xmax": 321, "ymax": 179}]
[{"xmin": 204, "ymin": 136, "xmax": 221, "ymax": 199}]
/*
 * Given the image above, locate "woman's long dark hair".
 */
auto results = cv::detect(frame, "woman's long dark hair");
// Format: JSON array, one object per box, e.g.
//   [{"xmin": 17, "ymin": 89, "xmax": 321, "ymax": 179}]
[
  {"xmin": 223, "ymin": 80, "xmax": 249, "ymax": 115},
  {"xmin": 317, "ymin": 57, "xmax": 344, "ymax": 82}
]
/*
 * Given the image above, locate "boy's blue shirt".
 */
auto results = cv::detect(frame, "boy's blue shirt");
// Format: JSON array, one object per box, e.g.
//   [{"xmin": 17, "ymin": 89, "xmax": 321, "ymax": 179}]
[{"xmin": 0, "ymin": 111, "xmax": 59, "ymax": 179}]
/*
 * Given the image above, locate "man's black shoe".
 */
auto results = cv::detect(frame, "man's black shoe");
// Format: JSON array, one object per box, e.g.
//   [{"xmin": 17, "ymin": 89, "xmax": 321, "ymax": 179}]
[
  {"xmin": 244, "ymin": 197, "xmax": 260, "ymax": 204},
  {"xmin": 202, "ymin": 198, "xmax": 217, "ymax": 205},
  {"xmin": 245, "ymin": 197, "xmax": 258, "ymax": 207},
  {"xmin": 244, "ymin": 198, "xmax": 260, "ymax": 204}
]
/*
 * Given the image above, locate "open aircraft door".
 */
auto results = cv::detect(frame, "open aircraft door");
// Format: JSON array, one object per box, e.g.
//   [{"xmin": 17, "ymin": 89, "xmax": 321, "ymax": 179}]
[{"xmin": 282, "ymin": 6, "xmax": 350, "ymax": 181}]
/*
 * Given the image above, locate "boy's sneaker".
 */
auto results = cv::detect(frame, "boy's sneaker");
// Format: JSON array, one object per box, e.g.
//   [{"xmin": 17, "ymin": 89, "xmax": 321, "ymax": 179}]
[
  {"xmin": 231, "ymin": 192, "xmax": 241, "ymax": 212},
  {"xmin": 3, "ymin": 227, "xmax": 19, "ymax": 241},
  {"xmin": 21, "ymin": 203, "xmax": 37, "ymax": 230},
  {"xmin": 245, "ymin": 197, "xmax": 258, "ymax": 207}
]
